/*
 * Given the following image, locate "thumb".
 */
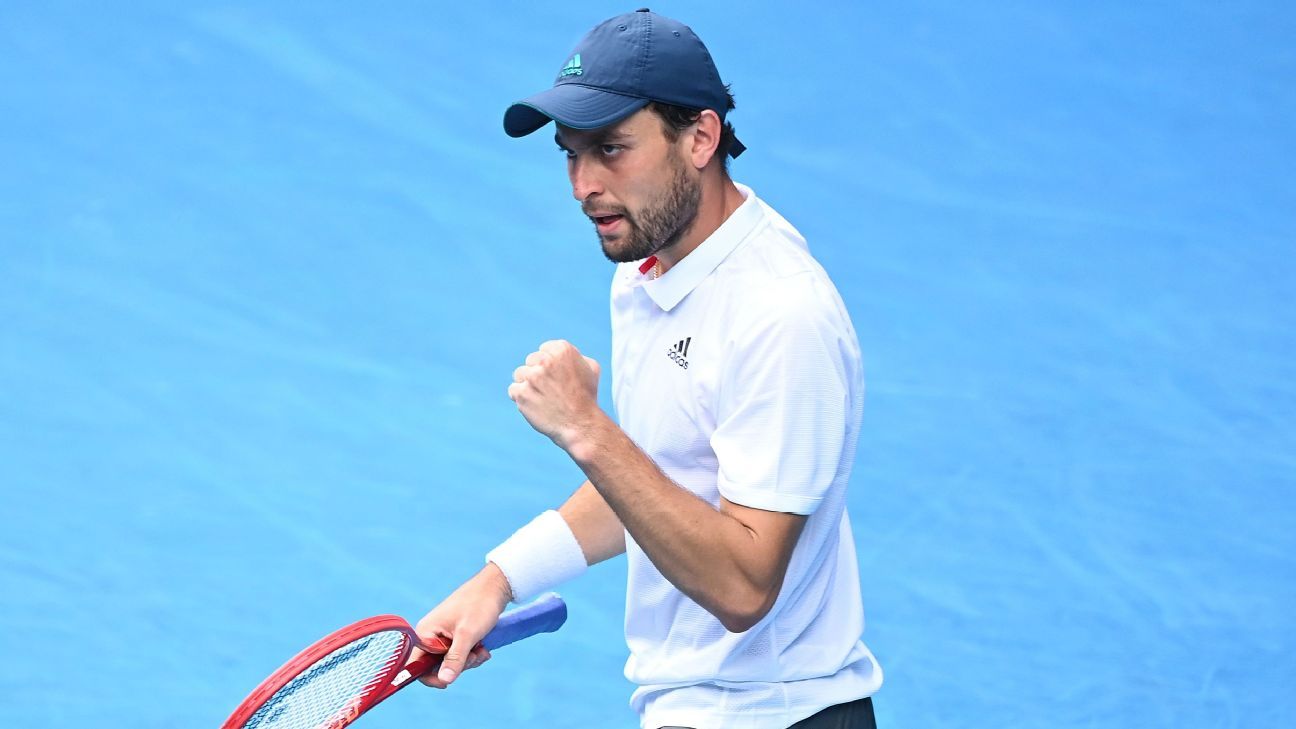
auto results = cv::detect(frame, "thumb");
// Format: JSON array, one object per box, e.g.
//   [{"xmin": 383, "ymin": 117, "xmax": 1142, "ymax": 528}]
[{"xmin": 436, "ymin": 633, "xmax": 474, "ymax": 684}]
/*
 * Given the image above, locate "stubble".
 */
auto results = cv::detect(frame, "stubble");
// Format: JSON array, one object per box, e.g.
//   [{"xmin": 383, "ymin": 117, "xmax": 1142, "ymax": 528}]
[{"xmin": 596, "ymin": 159, "xmax": 701, "ymax": 264}]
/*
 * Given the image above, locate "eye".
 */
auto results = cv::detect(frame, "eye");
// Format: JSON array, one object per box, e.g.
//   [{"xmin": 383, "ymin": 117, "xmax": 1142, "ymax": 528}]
[
  {"xmin": 557, "ymin": 145, "xmax": 575, "ymax": 159},
  {"xmin": 600, "ymin": 144, "xmax": 623, "ymax": 157}
]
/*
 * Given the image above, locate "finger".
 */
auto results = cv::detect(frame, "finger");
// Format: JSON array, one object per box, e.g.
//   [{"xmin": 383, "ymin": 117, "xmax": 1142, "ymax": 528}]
[
  {"xmin": 465, "ymin": 643, "xmax": 494, "ymax": 671},
  {"xmin": 508, "ymin": 382, "xmax": 524, "ymax": 402},
  {"xmin": 582, "ymin": 356, "xmax": 601, "ymax": 378},
  {"xmin": 539, "ymin": 339, "xmax": 571, "ymax": 357},
  {"xmin": 437, "ymin": 634, "xmax": 474, "ymax": 685},
  {"xmin": 514, "ymin": 364, "xmax": 545, "ymax": 384},
  {"xmin": 418, "ymin": 658, "xmax": 450, "ymax": 689},
  {"xmin": 411, "ymin": 644, "xmax": 449, "ymax": 688},
  {"xmin": 525, "ymin": 351, "xmax": 547, "ymax": 366}
]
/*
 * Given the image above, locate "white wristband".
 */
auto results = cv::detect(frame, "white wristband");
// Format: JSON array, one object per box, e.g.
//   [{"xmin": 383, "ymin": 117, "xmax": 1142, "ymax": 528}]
[{"xmin": 486, "ymin": 510, "xmax": 588, "ymax": 604}]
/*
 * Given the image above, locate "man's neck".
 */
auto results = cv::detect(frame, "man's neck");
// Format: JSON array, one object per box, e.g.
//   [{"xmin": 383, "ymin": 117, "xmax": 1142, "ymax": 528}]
[{"xmin": 654, "ymin": 175, "xmax": 743, "ymax": 274}]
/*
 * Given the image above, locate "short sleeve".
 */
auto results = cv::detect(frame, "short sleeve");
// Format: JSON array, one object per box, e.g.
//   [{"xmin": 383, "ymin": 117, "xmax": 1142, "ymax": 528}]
[{"xmin": 709, "ymin": 281, "xmax": 856, "ymax": 515}]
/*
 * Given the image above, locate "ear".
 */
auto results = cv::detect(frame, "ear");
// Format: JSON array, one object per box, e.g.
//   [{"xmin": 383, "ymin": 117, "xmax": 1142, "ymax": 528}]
[{"xmin": 688, "ymin": 109, "xmax": 723, "ymax": 170}]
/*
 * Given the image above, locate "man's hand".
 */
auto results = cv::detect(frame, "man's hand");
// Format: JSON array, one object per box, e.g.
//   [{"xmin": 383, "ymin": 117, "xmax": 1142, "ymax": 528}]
[
  {"xmin": 508, "ymin": 340, "xmax": 603, "ymax": 449},
  {"xmin": 409, "ymin": 563, "xmax": 513, "ymax": 688}
]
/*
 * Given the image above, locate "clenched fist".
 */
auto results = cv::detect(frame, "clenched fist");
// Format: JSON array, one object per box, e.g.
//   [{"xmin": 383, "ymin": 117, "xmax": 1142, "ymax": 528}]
[{"xmin": 508, "ymin": 340, "xmax": 602, "ymax": 449}]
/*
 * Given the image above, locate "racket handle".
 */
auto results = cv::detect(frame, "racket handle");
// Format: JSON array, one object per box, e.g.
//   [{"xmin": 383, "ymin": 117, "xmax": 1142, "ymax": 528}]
[{"xmin": 481, "ymin": 592, "xmax": 567, "ymax": 650}]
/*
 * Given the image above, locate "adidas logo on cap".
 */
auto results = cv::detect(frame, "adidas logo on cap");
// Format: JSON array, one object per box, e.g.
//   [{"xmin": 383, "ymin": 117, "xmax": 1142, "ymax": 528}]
[{"xmin": 559, "ymin": 53, "xmax": 583, "ymax": 78}]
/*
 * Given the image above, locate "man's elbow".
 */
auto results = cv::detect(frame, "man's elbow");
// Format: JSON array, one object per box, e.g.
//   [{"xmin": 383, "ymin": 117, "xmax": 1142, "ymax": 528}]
[{"xmin": 713, "ymin": 589, "xmax": 778, "ymax": 633}]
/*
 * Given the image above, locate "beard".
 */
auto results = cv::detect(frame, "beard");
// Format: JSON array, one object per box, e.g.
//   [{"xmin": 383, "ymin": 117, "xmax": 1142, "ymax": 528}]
[{"xmin": 591, "ymin": 158, "xmax": 701, "ymax": 264}]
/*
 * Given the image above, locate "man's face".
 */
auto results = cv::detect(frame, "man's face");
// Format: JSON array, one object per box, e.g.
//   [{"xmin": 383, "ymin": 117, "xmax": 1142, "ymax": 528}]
[{"xmin": 555, "ymin": 108, "xmax": 700, "ymax": 263}]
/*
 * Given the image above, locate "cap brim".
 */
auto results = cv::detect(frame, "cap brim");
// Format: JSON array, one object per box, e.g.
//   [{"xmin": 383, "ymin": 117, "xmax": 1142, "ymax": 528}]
[{"xmin": 504, "ymin": 84, "xmax": 651, "ymax": 138}]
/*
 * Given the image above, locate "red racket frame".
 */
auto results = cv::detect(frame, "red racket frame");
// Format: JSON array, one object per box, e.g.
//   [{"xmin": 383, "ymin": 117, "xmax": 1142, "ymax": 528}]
[{"xmin": 221, "ymin": 614, "xmax": 450, "ymax": 729}]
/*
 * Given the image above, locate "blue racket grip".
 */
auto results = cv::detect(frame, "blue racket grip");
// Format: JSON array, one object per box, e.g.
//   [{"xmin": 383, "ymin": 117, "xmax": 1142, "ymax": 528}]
[{"xmin": 480, "ymin": 592, "xmax": 567, "ymax": 650}]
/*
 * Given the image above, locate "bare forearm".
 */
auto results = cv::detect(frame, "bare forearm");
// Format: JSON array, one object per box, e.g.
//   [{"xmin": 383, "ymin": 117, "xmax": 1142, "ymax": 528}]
[
  {"xmin": 558, "ymin": 480, "xmax": 626, "ymax": 565},
  {"xmin": 565, "ymin": 414, "xmax": 797, "ymax": 631}
]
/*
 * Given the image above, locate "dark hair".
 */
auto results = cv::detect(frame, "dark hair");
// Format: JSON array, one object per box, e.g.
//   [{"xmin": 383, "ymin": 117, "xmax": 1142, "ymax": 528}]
[{"xmin": 648, "ymin": 85, "xmax": 738, "ymax": 173}]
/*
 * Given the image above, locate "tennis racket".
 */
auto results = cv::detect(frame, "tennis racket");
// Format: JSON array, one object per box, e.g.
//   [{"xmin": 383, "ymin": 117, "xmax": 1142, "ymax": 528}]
[{"xmin": 221, "ymin": 592, "xmax": 567, "ymax": 729}]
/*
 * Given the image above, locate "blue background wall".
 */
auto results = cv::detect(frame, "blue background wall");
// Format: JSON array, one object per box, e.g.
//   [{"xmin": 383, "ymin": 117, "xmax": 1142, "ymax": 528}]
[{"xmin": 2, "ymin": 2, "xmax": 1293, "ymax": 726}]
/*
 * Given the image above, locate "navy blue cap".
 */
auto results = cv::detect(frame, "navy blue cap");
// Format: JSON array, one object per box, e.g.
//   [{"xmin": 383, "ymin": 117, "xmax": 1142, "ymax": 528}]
[{"xmin": 504, "ymin": 9, "xmax": 745, "ymax": 158}]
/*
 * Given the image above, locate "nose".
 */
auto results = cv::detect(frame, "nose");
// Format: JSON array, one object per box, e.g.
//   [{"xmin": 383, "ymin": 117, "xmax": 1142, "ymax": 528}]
[{"xmin": 569, "ymin": 156, "xmax": 603, "ymax": 202}]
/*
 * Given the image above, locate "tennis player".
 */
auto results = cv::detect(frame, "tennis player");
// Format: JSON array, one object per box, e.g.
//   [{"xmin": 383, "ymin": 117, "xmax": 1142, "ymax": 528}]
[{"xmin": 415, "ymin": 10, "xmax": 882, "ymax": 728}]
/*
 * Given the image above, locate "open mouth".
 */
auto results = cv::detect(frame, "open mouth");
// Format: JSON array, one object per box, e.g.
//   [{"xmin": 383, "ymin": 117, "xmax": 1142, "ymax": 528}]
[{"xmin": 593, "ymin": 214, "xmax": 625, "ymax": 233}]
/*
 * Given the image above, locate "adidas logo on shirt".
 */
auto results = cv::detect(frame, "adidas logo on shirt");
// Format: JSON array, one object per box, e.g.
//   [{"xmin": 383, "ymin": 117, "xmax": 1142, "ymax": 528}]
[{"xmin": 666, "ymin": 337, "xmax": 692, "ymax": 369}]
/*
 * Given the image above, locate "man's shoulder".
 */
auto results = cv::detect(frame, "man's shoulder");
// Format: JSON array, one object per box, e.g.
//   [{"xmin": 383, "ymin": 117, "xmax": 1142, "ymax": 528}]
[
  {"xmin": 720, "ymin": 204, "xmax": 837, "ymax": 304},
  {"xmin": 717, "ymin": 191, "xmax": 818, "ymax": 278},
  {"xmin": 716, "ymin": 198, "xmax": 856, "ymax": 342}
]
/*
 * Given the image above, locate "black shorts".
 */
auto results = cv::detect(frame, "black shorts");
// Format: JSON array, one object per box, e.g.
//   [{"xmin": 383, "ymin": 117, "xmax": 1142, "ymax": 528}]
[
  {"xmin": 660, "ymin": 696, "xmax": 877, "ymax": 729},
  {"xmin": 790, "ymin": 697, "xmax": 877, "ymax": 728}
]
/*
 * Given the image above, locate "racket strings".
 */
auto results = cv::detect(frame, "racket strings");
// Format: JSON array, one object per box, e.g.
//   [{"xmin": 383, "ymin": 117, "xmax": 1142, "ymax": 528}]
[{"xmin": 242, "ymin": 630, "xmax": 408, "ymax": 729}]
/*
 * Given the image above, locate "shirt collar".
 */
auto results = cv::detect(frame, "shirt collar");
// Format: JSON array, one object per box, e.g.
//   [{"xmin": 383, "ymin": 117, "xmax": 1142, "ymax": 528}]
[{"xmin": 641, "ymin": 183, "xmax": 762, "ymax": 312}]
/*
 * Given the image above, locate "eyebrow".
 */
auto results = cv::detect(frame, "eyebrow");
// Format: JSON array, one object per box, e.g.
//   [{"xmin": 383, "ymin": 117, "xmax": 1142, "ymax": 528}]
[{"xmin": 555, "ymin": 127, "xmax": 633, "ymax": 150}]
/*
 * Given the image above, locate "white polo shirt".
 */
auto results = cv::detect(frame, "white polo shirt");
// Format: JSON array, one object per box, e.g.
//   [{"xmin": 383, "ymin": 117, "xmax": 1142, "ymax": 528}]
[{"xmin": 609, "ymin": 184, "xmax": 882, "ymax": 729}]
